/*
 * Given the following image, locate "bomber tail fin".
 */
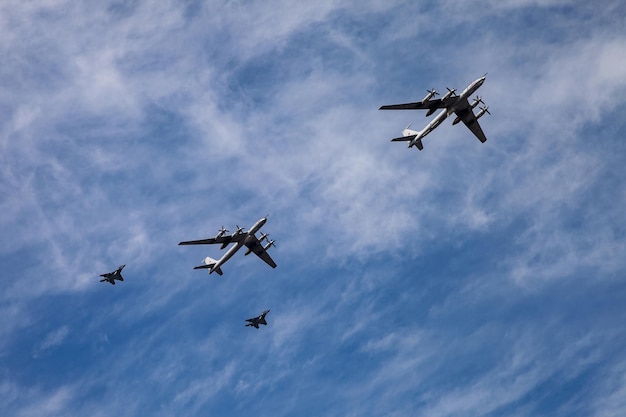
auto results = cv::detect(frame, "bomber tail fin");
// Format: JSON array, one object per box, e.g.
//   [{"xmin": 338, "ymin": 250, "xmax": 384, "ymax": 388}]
[
  {"xmin": 391, "ymin": 126, "xmax": 420, "ymax": 142},
  {"xmin": 194, "ymin": 257, "xmax": 224, "ymax": 275}
]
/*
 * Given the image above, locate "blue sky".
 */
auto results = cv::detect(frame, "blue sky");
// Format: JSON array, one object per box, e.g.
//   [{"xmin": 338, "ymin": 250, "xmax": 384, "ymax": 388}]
[{"xmin": 1, "ymin": 1, "xmax": 626, "ymax": 416}]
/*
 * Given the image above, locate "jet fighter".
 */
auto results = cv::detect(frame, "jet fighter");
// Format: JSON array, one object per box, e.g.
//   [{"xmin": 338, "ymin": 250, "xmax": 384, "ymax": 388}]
[
  {"xmin": 380, "ymin": 75, "xmax": 490, "ymax": 150},
  {"xmin": 99, "ymin": 265, "xmax": 125, "ymax": 285},
  {"xmin": 245, "ymin": 309, "xmax": 270, "ymax": 329},
  {"xmin": 179, "ymin": 217, "xmax": 276, "ymax": 275}
]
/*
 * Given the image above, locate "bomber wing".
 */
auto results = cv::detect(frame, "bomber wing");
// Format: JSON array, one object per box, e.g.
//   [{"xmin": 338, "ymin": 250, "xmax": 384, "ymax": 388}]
[
  {"xmin": 379, "ymin": 96, "xmax": 457, "ymax": 110},
  {"xmin": 178, "ymin": 233, "xmax": 246, "ymax": 246},
  {"xmin": 453, "ymin": 99, "xmax": 487, "ymax": 143},
  {"xmin": 246, "ymin": 236, "xmax": 277, "ymax": 268}
]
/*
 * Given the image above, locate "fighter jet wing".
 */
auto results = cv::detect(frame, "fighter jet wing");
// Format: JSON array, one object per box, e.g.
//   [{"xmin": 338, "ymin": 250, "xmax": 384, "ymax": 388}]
[
  {"xmin": 178, "ymin": 233, "xmax": 246, "ymax": 246},
  {"xmin": 379, "ymin": 96, "xmax": 457, "ymax": 110},
  {"xmin": 246, "ymin": 236, "xmax": 277, "ymax": 268},
  {"xmin": 246, "ymin": 321, "xmax": 260, "ymax": 328},
  {"xmin": 454, "ymin": 100, "xmax": 487, "ymax": 143}
]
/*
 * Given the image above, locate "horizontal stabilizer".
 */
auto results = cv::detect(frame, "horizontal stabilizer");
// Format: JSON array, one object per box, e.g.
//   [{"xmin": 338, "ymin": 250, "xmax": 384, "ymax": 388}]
[
  {"xmin": 391, "ymin": 134, "xmax": 417, "ymax": 142},
  {"xmin": 193, "ymin": 263, "xmax": 223, "ymax": 275}
]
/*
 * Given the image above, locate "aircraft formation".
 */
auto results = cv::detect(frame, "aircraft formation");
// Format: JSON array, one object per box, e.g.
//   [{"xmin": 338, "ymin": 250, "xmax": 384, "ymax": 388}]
[
  {"xmin": 101, "ymin": 217, "xmax": 276, "ymax": 329},
  {"xmin": 99, "ymin": 75, "xmax": 490, "ymax": 327}
]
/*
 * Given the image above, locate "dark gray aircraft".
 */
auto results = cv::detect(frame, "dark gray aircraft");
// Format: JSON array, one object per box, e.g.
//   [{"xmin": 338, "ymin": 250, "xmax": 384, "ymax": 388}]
[
  {"xmin": 245, "ymin": 309, "xmax": 270, "ymax": 329},
  {"xmin": 380, "ymin": 75, "xmax": 489, "ymax": 150},
  {"xmin": 179, "ymin": 217, "xmax": 276, "ymax": 275},
  {"xmin": 99, "ymin": 265, "xmax": 125, "ymax": 285}
]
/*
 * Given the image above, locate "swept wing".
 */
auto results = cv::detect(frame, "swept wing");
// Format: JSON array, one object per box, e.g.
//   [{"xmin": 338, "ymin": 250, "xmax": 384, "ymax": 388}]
[
  {"xmin": 453, "ymin": 99, "xmax": 487, "ymax": 143},
  {"xmin": 245, "ymin": 235, "xmax": 277, "ymax": 268},
  {"xmin": 179, "ymin": 232, "xmax": 246, "ymax": 246},
  {"xmin": 379, "ymin": 96, "xmax": 457, "ymax": 111}
]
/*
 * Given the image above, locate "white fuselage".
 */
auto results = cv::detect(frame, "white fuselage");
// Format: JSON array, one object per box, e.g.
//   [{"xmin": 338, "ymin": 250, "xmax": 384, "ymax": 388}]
[
  {"xmin": 409, "ymin": 76, "xmax": 485, "ymax": 148},
  {"xmin": 210, "ymin": 217, "xmax": 267, "ymax": 274}
]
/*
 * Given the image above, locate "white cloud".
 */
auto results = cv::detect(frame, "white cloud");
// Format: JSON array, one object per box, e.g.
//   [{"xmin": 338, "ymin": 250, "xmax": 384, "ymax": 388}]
[{"xmin": 36, "ymin": 325, "xmax": 70, "ymax": 354}]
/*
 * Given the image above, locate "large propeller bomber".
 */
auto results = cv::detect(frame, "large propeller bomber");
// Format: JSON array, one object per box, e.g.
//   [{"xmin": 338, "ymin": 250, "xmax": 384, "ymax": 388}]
[{"xmin": 381, "ymin": 75, "xmax": 490, "ymax": 149}]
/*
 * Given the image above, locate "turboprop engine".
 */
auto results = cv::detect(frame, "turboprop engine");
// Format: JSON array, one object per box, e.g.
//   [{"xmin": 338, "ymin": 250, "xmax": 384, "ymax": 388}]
[
  {"xmin": 215, "ymin": 226, "xmax": 229, "ymax": 239},
  {"xmin": 470, "ymin": 96, "xmax": 483, "ymax": 109},
  {"xmin": 422, "ymin": 88, "xmax": 438, "ymax": 102},
  {"xmin": 476, "ymin": 106, "xmax": 490, "ymax": 119},
  {"xmin": 441, "ymin": 87, "xmax": 457, "ymax": 101}
]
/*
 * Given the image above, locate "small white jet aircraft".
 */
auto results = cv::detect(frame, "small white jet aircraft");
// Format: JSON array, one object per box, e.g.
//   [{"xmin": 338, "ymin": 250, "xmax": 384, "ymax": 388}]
[
  {"xmin": 380, "ymin": 75, "xmax": 490, "ymax": 150},
  {"xmin": 179, "ymin": 217, "xmax": 276, "ymax": 275}
]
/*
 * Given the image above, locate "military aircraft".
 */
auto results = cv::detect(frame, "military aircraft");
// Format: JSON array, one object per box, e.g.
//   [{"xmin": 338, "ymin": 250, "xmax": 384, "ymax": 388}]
[
  {"xmin": 179, "ymin": 217, "xmax": 276, "ymax": 275},
  {"xmin": 99, "ymin": 264, "xmax": 125, "ymax": 285},
  {"xmin": 245, "ymin": 309, "xmax": 270, "ymax": 329},
  {"xmin": 380, "ymin": 75, "xmax": 489, "ymax": 150}
]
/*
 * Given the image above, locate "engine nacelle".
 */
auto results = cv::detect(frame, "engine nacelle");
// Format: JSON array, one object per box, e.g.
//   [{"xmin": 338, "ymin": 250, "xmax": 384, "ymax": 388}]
[
  {"xmin": 476, "ymin": 106, "xmax": 490, "ymax": 119},
  {"xmin": 470, "ymin": 96, "xmax": 483, "ymax": 109},
  {"xmin": 215, "ymin": 226, "xmax": 229, "ymax": 239},
  {"xmin": 421, "ymin": 88, "xmax": 438, "ymax": 102},
  {"xmin": 441, "ymin": 87, "xmax": 457, "ymax": 101}
]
